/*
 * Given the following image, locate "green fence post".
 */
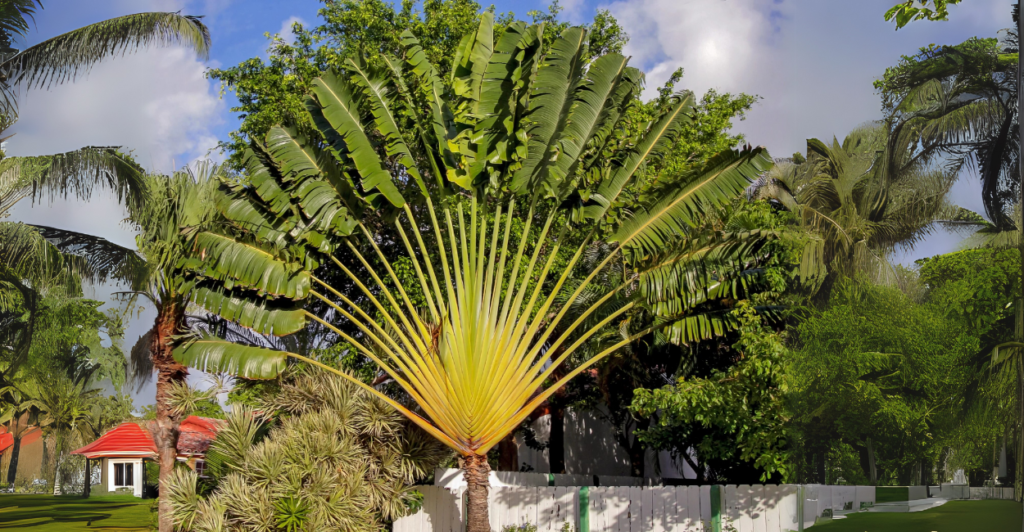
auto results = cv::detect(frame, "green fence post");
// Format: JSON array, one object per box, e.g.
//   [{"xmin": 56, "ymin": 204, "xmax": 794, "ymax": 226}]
[
  {"xmin": 578, "ymin": 486, "xmax": 590, "ymax": 532},
  {"xmin": 711, "ymin": 485, "xmax": 722, "ymax": 532}
]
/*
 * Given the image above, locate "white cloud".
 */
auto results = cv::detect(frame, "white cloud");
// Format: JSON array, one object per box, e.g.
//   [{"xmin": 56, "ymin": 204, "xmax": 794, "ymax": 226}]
[
  {"xmin": 603, "ymin": 0, "xmax": 1009, "ymax": 263},
  {"xmin": 277, "ymin": 16, "xmax": 308, "ymax": 45},
  {"xmin": 604, "ymin": 0, "xmax": 1010, "ymax": 158},
  {"xmin": 9, "ymin": 47, "xmax": 223, "ymax": 171}
]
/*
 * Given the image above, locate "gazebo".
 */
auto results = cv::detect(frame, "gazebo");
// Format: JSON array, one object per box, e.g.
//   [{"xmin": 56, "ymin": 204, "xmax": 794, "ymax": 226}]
[{"xmin": 71, "ymin": 416, "xmax": 223, "ymax": 498}]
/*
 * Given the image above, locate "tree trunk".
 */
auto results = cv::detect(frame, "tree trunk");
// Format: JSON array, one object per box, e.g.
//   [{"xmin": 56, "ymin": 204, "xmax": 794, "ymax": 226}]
[
  {"xmin": 816, "ymin": 453, "xmax": 826, "ymax": 484},
  {"xmin": 549, "ymin": 407, "xmax": 565, "ymax": 474},
  {"xmin": 497, "ymin": 433, "xmax": 519, "ymax": 472},
  {"xmin": 5, "ymin": 435, "xmax": 21, "ymax": 486},
  {"xmin": 150, "ymin": 302, "xmax": 188, "ymax": 532},
  {"xmin": 867, "ymin": 438, "xmax": 877, "ymax": 485},
  {"xmin": 629, "ymin": 417, "xmax": 649, "ymax": 478},
  {"xmin": 996, "ymin": 434, "xmax": 1002, "ymax": 485},
  {"xmin": 83, "ymin": 458, "xmax": 90, "ymax": 498},
  {"xmin": 463, "ymin": 453, "xmax": 491, "ymax": 532}
]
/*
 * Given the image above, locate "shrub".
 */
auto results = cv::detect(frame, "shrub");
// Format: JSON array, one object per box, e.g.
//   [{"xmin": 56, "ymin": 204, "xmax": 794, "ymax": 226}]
[{"xmin": 167, "ymin": 369, "xmax": 450, "ymax": 531}]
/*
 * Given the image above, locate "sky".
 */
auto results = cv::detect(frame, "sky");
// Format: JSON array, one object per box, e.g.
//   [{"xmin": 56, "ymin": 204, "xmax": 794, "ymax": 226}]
[{"xmin": 4, "ymin": 0, "xmax": 1016, "ymax": 405}]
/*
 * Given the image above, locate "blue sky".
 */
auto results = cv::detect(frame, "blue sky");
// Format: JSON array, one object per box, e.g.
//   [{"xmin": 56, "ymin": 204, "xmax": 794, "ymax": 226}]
[{"xmin": 5, "ymin": 0, "xmax": 1017, "ymax": 404}]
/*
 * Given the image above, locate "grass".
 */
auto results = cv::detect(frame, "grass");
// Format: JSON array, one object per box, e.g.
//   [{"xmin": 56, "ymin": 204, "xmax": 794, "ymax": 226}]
[
  {"xmin": 0, "ymin": 494, "xmax": 153, "ymax": 530},
  {"xmin": 821, "ymin": 500, "xmax": 1021, "ymax": 531}
]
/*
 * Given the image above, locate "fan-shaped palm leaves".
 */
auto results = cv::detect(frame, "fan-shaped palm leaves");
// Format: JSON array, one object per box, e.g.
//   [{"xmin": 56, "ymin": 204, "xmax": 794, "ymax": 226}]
[{"xmin": 172, "ymin": 15, "xmax": 772, "ymax": 530}]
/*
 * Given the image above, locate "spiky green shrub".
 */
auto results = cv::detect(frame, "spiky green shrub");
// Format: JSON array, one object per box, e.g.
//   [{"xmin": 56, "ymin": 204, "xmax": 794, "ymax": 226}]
[{"xmin": 166, "ymin": 369, "xmax": 449, "ymax": 531}]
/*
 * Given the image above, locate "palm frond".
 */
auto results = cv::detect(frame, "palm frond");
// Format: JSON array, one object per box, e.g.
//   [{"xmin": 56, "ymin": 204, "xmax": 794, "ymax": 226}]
[
  {"xmin": 0, "ymin": 146, "xmax": 147, "ymax": 216},
  {"xmin": 2, "ymin": 11, "xmax": 210, "ymax": 90}
]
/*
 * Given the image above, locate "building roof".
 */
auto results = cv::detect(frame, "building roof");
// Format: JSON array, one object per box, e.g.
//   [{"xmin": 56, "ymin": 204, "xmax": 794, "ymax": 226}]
[
  {"xmin": 70, "ymin": 416, "xmax": 224, "ymax": 460},
  {"xmin": 0, "ymin": 432, "xmax": 12, "ymax": 454},
  {"xmin": 177, "ymin": 416, "xmax": 225, "ymax": 456},
  {"xmin": 71, "ymin": 422, "xmax": 157, "ymax": 459}
]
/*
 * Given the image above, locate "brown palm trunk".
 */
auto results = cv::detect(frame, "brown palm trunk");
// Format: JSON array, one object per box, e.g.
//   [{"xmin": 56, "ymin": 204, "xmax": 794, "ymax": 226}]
[
  {"xmin": 150, "ymin": 302, "xmax": 188, "ymax": 532},
  {"xmin": 463, "ymin": 453, "xmax": 491, "ymax": 532}
]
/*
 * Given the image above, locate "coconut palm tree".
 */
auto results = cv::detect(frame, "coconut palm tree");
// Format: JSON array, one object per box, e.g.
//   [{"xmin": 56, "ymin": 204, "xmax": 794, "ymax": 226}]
[
  {"xmin": 754, "ymin": 124, "xmax": 957, "ymax": 298},
  {"xmin": 0, "ymin": 5, "xmax": 212, "ymax": 391},
  {"xmin": 116, "ymin": 164, "xmax": 223, "ymax": 532},
  {"xmin": 172, "ymin": 15, "xmax": 772, "ymax": 531}
]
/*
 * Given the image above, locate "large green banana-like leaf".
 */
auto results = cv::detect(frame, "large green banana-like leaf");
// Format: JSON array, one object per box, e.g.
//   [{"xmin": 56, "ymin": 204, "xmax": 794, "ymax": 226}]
[
  {"xmin": 186, "ymin": 232, "xmax": 310, "ymax": 299},
  {"xmin": 450, "ymin": 10, "xmax": 494, "ymax": 119},
  {"xmin": 178, "ymin": 16, "xmax": 774, "ymax": 463},
  {"xmin": 510, "ymin": 27, "xmax": 588, "ymax": 195},
  {"xmin": 610, "ymin": 148, "xmax": 774, "ymax": 258},
  {"xmin": 173, "ymin": 340, "xmax": 287, "ymax": 380},
  {"xmin": 585, "ymin": 91, "xmax": 696, "ymax": 219},
  {"xmin": 190, "ymin": 286, "xmax": 305, "ymax": 336},
  {"xmin": 310, "ymin": 71, "xmax": 404, "ymax": 207},
  {"xmin": 347, "ymin": 58, "xmax": 430, "ymax": 194}
]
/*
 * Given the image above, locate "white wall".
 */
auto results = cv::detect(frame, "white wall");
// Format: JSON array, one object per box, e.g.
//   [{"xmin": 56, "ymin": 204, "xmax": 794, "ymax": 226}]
[{"xmin": 105, "ymin": 457, "xmax": 144, "ymax": 498}]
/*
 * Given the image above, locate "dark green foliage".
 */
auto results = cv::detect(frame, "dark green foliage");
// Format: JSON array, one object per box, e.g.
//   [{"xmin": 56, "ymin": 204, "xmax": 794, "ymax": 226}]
[{"xmin": 633, "ymin": 303, "xmax": 790, "ymax": 483}]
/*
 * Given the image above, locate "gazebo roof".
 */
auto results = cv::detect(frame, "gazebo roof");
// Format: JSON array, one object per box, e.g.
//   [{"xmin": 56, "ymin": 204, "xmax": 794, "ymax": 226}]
[
  {"xmin": 71, "ymin": 416, "xmax": 224, "ymax": 460},
  {"xmin": 71, "ymin": 422, "xmax": 157, "ymax": 459}
]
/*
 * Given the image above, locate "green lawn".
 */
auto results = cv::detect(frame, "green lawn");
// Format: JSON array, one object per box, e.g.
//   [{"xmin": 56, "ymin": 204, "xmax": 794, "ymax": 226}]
[
  {"xmin": 0, "ymin": 494, "xmax": 153, "ymax": 530},
  {"xmin": 821, "ymin": 500, "xmax": 1021, "ymax": 531}
]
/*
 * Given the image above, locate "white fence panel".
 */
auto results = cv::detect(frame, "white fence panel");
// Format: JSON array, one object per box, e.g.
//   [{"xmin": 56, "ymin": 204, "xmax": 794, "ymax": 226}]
[
  {"xmin": 833, "ymin": 486, "xmax": 856, "ymax": 512},
  {"xmin": 750, "ymin": 484, "xmax": 767, "ymax": 532},
  {"xmin": 802, "ymin": 485, "xmax": 818, "ymax": 529},
  {"xmin": 778, "ymin": 484, "xmax": 800, "ymax": 532},
  {"xmin": 854, "ymin": 485, "xmax": 874, "ymax": 510},
  {"xmin": 763, "ymin": 484, "xmax": 781, "ymax": 532},
  {"xmin": 700, "ymin": 485, "xmax": 712, "ymax": 531}
]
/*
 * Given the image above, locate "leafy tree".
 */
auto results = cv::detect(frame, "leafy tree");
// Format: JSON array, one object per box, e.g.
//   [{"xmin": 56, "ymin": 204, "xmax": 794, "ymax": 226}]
[
  {"xmin": 18, "ymin": 375, "xmax": 100, "ymax": 494},
  {"xmin": 886, "ymin": 0, "xmax": 966, "ymax": 29},
  {"xmin": 173, "ymin": 13, "xmax": 772, "ymax": 529},
  {"xmin": 206, "ymin": 0, "xmax": 629, "ymax": 168},
  {"xmin": 633, "ymin": 303, "xmax": 790, "ymax": 483},
  {"xmin": 787, "ymin": 279, "xmax": 979, "ymax": 485},
  {"xmin": 166, "ymin": 369, "xmax": 448, "ymax": 531}
]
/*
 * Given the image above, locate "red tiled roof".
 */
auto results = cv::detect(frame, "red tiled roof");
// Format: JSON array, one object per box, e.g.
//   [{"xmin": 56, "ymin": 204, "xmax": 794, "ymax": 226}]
[
  {"xmin": 71, "ymin": 422, "xmax": 157, "ymax": 459},
  {"xmin": 177, "ymin": 416, "xmax": 225, "ymax": 456},
  {"xmin": 0, "ymin": 432, "xmax": 12, "ymax": 454}
]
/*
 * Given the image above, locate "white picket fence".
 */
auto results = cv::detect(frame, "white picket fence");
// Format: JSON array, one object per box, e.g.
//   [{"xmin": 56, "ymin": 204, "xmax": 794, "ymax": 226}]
[
  {"xmin": 435, "ymin": 468, "xmax": 659, "ymax": 490},
  {"xmin": 969, "ymin": 487, "xmax": 1016, "ymax": 500},
  {"xmin": 394, "ymin": 484, "xmax": 876, "ymax": 532}
]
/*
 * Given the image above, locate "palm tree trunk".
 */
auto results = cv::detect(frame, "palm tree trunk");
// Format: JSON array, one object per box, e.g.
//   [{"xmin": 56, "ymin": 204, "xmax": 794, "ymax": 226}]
[
  {"xmin": 463, "ymin": 453, "xmax": 491, "ymax": 532},
  {"xmin": 150, "ymin": 302, "xmax": 187, "ymax": 532}
]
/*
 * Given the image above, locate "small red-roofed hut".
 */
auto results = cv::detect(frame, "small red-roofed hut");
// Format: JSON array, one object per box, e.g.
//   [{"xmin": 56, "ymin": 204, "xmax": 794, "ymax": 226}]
[{"xmin": 71, "ymin": 416, "xmax": 223, "ymax": 498}]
